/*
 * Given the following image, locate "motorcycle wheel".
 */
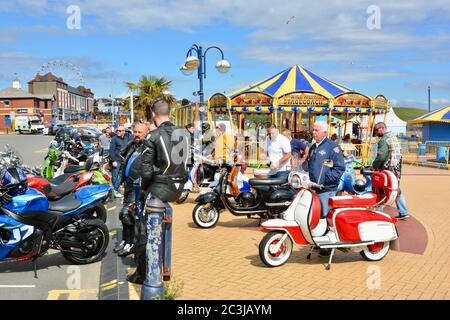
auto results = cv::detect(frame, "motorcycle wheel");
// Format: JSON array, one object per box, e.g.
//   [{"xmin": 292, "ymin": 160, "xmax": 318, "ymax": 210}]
[
  {"xmin": 61, "ymin": 219, "xmax": 109, "ymax": 264},
  {"xmin": 175, "ymin": 190, "xmax": 190, "ymax": 204},
  {"xmin": 192, "ymin": 204, "xmax": 219, "ymax": 229},
  {"xmin": 89, "ymin": 204, "xmax": 107, "ymax": 222},
  {"xmin": 259, "ymin": 231, "xmax": 293, "ymax": 267},
  {"xmin": 360, "ymin": 241, "xmax": 390, "ymax": 261}
]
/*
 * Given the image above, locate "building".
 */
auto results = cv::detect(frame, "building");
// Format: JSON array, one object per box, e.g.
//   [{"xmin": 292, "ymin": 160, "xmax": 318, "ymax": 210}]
[
  {"xmin": 409, "ymin": 106, "xmax": 450, "ymax": 142},
  {"xmin": 0, "ymin": 76, "xmax": 53, "ymax": 131},
  {"xmin": 28, "ymin": 72, "xmax": 94, "ymax": 122}
]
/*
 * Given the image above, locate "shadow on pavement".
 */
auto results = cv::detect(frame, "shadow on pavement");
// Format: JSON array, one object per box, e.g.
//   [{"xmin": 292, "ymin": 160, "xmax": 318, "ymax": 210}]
[{"xmin": 0, "ymin": 252, "xmax": 69, "ymax": 274}]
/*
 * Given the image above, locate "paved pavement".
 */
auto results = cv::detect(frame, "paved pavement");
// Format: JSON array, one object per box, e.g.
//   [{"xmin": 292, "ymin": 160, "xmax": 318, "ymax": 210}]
[{"xmin": 124, "ymin": 164, "xmax": 450, "ymax": 300}]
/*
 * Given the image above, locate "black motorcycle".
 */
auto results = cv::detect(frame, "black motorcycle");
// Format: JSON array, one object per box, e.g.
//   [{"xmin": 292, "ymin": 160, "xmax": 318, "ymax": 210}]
[{"xmin": 192, "ymin": 161, "xmax": 296, "ymax": 228}]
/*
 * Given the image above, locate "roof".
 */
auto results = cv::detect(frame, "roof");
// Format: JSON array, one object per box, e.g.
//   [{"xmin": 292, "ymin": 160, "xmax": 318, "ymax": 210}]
[
  {"xmin": 409, "ymin": 106, "xmax": 450, "ymax": 124},
  {"xmin": 0, "ymin": 87, "xmax": 53, "ymax": 100},
  {"xmin": 0, "ymin": 87, "xmax": 36, "ymax": 98},
  {"xmin": 228, "ymin": 65, "xmax": 352, "ymax": 99}
]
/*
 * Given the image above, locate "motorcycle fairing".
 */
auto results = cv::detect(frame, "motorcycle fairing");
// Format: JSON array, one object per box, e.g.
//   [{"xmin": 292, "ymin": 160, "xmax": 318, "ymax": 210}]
[{"xmin": 3, "ymin": 188, "xmax": 49, "ymax": 213}]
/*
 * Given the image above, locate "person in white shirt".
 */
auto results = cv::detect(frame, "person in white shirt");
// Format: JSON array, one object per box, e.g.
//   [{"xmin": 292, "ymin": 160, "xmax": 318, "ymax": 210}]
[{"xmin": 266, "ymin": 125, "xmax": 292, "ymax": 179}]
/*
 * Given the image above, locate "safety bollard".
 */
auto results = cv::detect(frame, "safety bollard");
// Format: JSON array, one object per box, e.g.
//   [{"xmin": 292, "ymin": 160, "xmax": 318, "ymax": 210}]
[{"xmin": 141, "ymin": 196, "xmax": 165, "ymax": 300}]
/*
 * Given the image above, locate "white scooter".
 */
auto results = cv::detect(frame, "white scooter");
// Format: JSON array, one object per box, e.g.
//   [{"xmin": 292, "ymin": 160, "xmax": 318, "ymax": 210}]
[{"xmin": 259, "ymin": 161, "xmax": 399, "ymax": 270}]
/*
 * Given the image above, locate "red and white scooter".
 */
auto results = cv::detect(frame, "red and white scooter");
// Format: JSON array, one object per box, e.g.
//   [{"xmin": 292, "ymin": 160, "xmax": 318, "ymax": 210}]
[{"xmin": 259, "ymin": 163, "xmax": 399, "ymax": 270}]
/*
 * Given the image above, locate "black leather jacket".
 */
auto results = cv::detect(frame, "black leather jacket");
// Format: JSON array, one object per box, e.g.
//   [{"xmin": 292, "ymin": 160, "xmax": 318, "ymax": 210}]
[
  {"xmin": 120, "ymin": 140, "xmax": 145, "ymax": 183},
  {"xmin": 141, "ymin": 121, "xmax": 190, "ymax": 202}
]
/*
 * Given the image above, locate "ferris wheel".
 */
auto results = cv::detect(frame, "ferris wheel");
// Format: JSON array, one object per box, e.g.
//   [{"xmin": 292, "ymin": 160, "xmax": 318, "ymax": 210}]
[{"xmin": 37, "ymin": 60, "xmax": 84, "ymax": 85}]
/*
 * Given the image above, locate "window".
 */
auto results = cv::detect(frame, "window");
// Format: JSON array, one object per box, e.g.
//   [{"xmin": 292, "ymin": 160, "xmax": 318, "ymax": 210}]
[
  {"xmin": 2, "ymin": 100, "xmax": 10, "ymax": 106},
  {"xmin": 44, "ymin": 100, "xmax": 48, "ymax": 109}
]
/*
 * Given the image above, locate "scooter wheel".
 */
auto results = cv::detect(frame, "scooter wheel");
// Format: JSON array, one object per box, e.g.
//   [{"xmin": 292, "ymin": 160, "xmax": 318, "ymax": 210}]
[
  {"xmin": 259, "ymin": 231, "xmax": 293, "ymax": 267},
  {"xmin": 360, "ymin": 241, "xmax": 390, "ymax": 261},
  {"xmin": 175, "ymin": 190, "xmax": 190, "ymax": 204},
  {"xmin": 192, "ymin": 204, "xmax": 219, "ymax": 229}
]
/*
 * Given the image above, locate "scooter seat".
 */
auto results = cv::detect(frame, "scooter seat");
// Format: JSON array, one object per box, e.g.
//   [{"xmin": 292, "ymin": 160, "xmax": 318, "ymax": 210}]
[
  {"xmin": 48, "ymin": 194, "xmax": 82, "ymax": 212},
  {"xmin": 328, "ymin": 193, "xmax": 378, "ymax": 209},
  {"xmin": 50, "ymin": 181, "xmax": 78, "ymax": 198},
  {"xmin": 249, "ymin": 177, "xmax": 287, "ymax": 186},
  {"xmin": 64, "ymin": 165, "xmax": 85, "ymax": 174}
]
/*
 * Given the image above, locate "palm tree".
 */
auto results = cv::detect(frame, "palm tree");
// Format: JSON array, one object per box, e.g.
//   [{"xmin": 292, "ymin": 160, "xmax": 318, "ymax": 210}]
[{"xmin": 123, "ymin": 75, "xmax": 177, "ymax": 121}]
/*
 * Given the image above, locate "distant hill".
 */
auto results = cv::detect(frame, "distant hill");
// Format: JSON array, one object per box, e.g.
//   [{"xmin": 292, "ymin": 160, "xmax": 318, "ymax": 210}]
[{"xmin": 393, "ymin": 107, "xmax": 429, "ymax": 121}]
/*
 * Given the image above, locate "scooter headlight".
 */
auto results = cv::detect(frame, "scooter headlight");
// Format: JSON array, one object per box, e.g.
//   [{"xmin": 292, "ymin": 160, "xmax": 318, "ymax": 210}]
[{"xmin": 289, "ymin": 174, "xmax": 301, "ymax": 189}]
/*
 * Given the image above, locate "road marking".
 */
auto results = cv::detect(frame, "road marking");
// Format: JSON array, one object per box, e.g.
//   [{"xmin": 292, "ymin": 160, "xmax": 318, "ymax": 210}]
[
  {"xmin": 109, "ymin": 230, "xmax": 117, "ymax": 237},
  {"xmin": 107, "ymin": 206, "xmax": 117, "ymax": 212},
  {"xmin": 47, "ymin": 289, "xmax": 81, "ymax": 300},
  {"xmin": 0, "ymin": 285, "xmax": 36, "ymax": 288},
  {"xmin": 100, "ymin": 279, "xmax": 118, "ymax": 292}
]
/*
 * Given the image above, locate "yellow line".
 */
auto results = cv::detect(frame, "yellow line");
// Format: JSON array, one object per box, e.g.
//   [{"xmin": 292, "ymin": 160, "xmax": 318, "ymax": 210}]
[
  {"xmin": 47, "ymin": 290, "xmax": 81, "ymax": 300},
  {"xmin": 100, "ymin": 279, "xmax": 117, "ymax": 288},
  {"xmin": 107, "ymin": 206, "xmax": 117, "ymax": 211},
  {"xmin": 109, "ymin": 230, "xmax": 117, "ymax": 237}
]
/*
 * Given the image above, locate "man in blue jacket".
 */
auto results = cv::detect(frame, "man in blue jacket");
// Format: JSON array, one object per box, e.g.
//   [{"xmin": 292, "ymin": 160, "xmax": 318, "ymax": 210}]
[
  {"xmin": 307, "ymin": 122, "xmax": 345, "ymax": 218},
  {"xmin": 109, "ymin": 125, "xmax": 132, "ymax": 198},
  {"xmin": 307, "ymin": 122, "xmax": 345, "ymax": 257}
]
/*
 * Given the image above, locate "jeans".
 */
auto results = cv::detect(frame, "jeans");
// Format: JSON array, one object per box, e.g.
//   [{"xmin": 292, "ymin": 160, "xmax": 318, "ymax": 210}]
[
  {"xmin": 111, "ymin": 165, "xmax": 122, "ymax": 191},
  {"xmin": 268, "ymin": 171, "xmax": 290, "ymax": 179},
  {"xmin": 318, "ymin": 191, "xmax": 337, "ymax": 218},
  {"xmin": 396, "ymin": 189, "xmax": 409, "ymax": 216}
]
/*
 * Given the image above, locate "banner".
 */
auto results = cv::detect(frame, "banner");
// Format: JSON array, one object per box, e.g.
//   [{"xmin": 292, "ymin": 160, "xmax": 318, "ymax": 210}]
[
  {"xmin": 334, "ymin": 93, "xmax": 371, "ymax": 107},
  {"xmin": 278, "ymin": 92, "xmax": 328, "ymax": 106},
  {"xmin": 231, "ymin": 93, "xmax": 272, "ymax": 106}
]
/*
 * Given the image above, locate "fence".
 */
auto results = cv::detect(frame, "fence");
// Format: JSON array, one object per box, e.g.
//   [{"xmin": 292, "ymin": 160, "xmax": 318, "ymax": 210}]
[{"xmin": 401, "ymin": 139, "xmax": 450, "ymax": 169}]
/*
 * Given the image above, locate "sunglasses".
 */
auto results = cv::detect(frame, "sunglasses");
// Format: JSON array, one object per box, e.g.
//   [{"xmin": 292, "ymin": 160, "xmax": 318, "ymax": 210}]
[{"xmin": 117, "ymin": 130, "xmax": 124, "ymax": 132}]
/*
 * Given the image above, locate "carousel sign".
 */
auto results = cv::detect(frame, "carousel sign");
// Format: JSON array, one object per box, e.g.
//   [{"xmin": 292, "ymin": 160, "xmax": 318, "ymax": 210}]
[
  {"xmin": 278, "ymin": 92, "xmax": 328, "ymax": 106},
  {"xmin": 334, "ymin": 93, "xmax": 371, "ymax": 107},
  {"xmin": 231, "ymin": 93, "xmax": 272, "ymax": 106}
]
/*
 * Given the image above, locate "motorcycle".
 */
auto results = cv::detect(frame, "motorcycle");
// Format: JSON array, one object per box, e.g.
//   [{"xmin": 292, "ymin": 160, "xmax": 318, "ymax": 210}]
[
  {"xmin": 258, "ymin": 161, "xmax": 399, "ymax": 270},
  {"xmin": 192, "ymin": 160, "xmax": 296, "ymax": 228},
  {"xmin": 0, "ymin": 171, "xmax": 111, "ymax": 277}
]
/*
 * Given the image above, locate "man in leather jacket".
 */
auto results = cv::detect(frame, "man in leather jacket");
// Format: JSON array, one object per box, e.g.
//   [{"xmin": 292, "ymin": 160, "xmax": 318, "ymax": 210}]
[
  {"xmin": 113, "ymin": 123, "xmax": 149, "ymax": 256},
  {"xmin": 127, "ymin": 99, "xmax": 189, "ymax": 284}
]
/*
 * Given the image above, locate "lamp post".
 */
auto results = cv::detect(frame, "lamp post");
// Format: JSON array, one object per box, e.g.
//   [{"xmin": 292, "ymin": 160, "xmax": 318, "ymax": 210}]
[{"xmin": 180, "ymin": 44, "xmax": 230, "ymax": 123}]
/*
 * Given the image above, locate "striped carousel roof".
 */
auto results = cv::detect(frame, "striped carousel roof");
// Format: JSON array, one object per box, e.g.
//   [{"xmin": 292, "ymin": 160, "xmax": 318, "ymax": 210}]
[
  {"xmin": 409, "ymin": 106, "xmax": 450, "ymax": 124},
  {"xmin": 228, "ymin": 65, "xmax": 352, "ymax": 99}
]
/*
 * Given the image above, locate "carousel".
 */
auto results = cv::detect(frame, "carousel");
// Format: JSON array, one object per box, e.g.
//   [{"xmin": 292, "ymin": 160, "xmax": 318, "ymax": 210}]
[{"xmin": 175, "ymin": 65, "xmax": 389, "ymax": 166}]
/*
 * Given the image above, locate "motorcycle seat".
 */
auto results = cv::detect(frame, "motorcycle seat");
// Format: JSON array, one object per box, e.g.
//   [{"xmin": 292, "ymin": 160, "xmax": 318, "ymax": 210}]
[
  {"xmin": 248, "ymin": 177, "xmax": 287, "ymax": 186},
  {"xmin": 49, "ymin": 181, "xmax": 78, "ymax": 198},
  {"xmin": 328, "ymin": 193, "xmax": 378, "ymax": 209},
  {"xmin": 48, "ymin": 194, "xmax": 82, "ymax": 212},
  {"xmin": 64, "ymin": 165, "xmax": 85, "ymax": 174},
  {"xmin": 47, "ymin": 173, "xmax": 73, "ymax": 185}
]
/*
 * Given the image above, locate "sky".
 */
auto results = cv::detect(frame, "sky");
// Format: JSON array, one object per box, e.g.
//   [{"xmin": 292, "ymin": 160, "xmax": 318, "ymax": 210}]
[{"xmin": 1, "ymin": 0, "xmax": 450, "ymax": 110}]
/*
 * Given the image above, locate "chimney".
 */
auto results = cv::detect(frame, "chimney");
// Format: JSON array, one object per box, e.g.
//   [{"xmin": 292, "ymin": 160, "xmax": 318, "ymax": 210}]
[{"xmin": 12, "ymin": 74, "xmax": 21, "ymax": 89}]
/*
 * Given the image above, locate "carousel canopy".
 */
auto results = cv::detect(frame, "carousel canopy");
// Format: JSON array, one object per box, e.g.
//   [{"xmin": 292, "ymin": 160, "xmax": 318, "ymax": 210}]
[
  {"xmin": 228, "ymin": 65, "xmax": 352, "ymax": 99},
  {"xmin": 409, "ymin": 105, "xmax": 450, "ymax": 124}
]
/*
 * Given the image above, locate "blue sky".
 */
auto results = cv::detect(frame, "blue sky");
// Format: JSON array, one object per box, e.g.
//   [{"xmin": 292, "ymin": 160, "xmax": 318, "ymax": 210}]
[{"xmin": 1, "ymin": 0, "xmax": 450, "ymax": 110}]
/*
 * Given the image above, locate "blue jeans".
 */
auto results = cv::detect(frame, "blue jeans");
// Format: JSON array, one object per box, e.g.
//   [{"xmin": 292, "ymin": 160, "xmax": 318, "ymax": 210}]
[
  {"xmin": 396, "ymin": 189, "xmax": 409, "ymax": 216},
  {"xmin": 268, "ymin": 171, "xmax": 290, "ymax": 179},
  {"xmin": 318, "ymin": 191, "xmax": 337, "ymax": 218},
  {"xmin": 111, "ymin": 165, "xmax": 122, "ymax": 191}
]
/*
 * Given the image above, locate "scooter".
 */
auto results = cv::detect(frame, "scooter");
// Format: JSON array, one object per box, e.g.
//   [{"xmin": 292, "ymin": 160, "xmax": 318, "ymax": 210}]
[
  {"xmin": 0, "ymin": 170, "xmax": 111, "ymax": 277},
  {"xmin": 337, "ymin": 154, "xmax": 372, "ymax": 195},
  {"xmin": 259, "ymin": 162, "xmax": 399, "ymax": 270},
  {"xmin": 176, "ymin": 157, "xmax": 250, "ymax": 204},
  {"xmin": 192, "ymin": 161, "xmax": 296, "ymax": 228}
]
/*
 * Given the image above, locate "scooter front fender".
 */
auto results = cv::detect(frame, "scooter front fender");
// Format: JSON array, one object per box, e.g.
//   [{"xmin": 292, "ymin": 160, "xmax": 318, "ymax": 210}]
[
  {"xmin": 194, "ymin": 192, "xmax": 224, "ymax": 210},
  {"xmin": 261, "ymin": 219, "xmax": 310, "ymax": 245}
]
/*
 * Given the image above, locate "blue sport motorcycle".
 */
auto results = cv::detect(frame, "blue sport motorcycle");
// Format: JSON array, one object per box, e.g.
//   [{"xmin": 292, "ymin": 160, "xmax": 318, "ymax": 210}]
[{"xmin": 0, "ymin": 168, "xmax": 111, "ymax": 276}]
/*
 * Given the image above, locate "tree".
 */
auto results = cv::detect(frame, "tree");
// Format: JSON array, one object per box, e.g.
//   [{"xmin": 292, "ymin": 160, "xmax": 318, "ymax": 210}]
[{"xmin": 123, "ymin": 75, "xmax": 177, "ymax": 121}]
